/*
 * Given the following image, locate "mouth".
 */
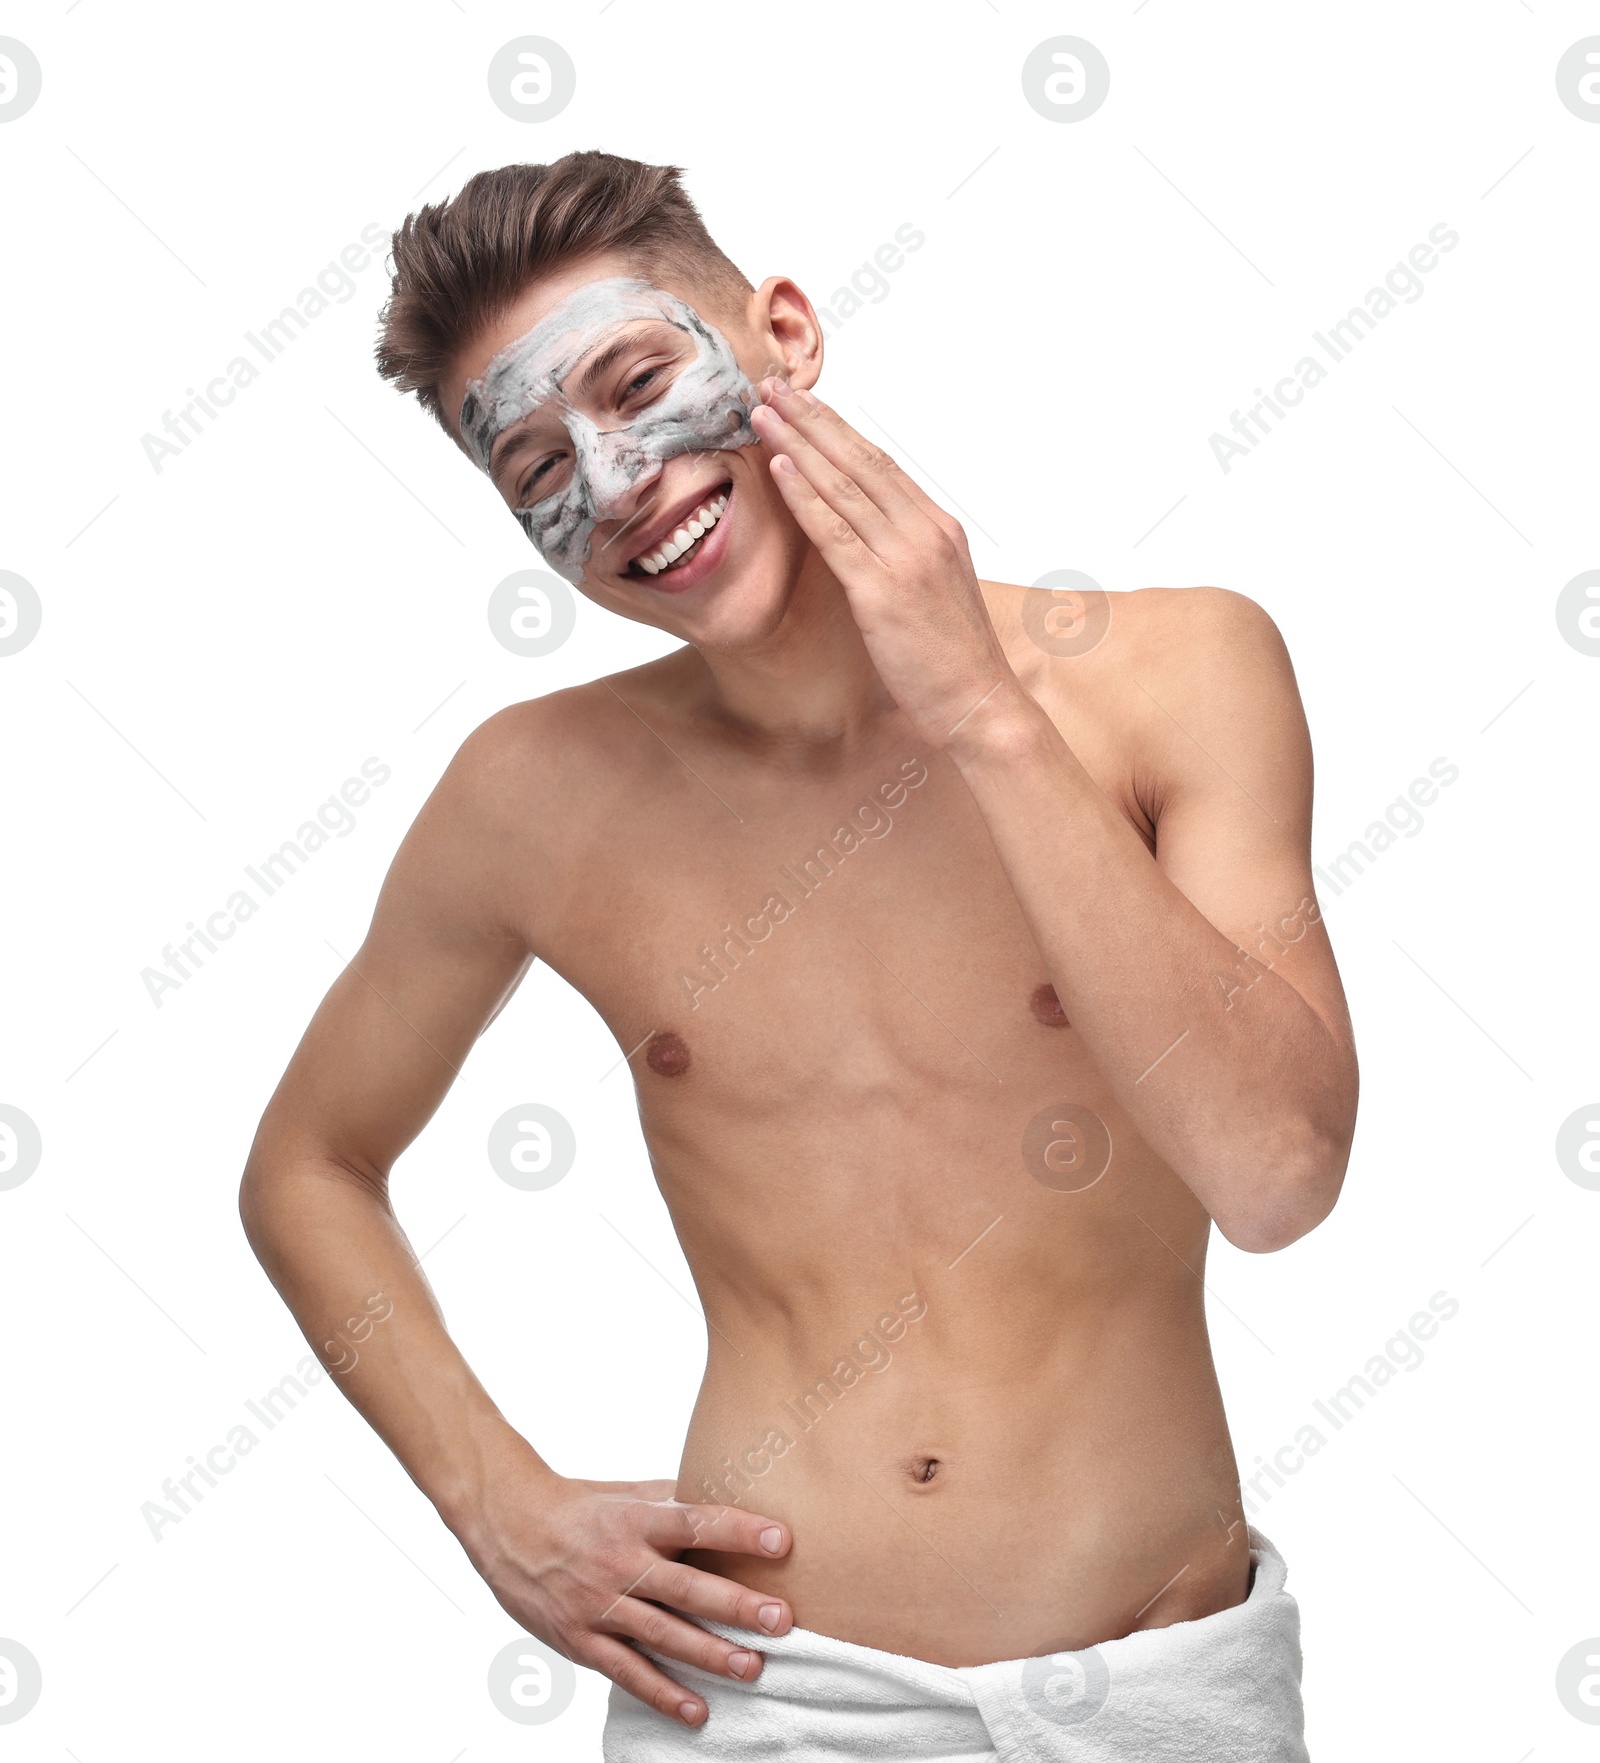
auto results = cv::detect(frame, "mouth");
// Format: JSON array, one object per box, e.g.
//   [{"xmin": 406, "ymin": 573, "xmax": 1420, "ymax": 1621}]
[{"xmin": 622, "ymin": 480, "xmax": 733, "ymax": 592}]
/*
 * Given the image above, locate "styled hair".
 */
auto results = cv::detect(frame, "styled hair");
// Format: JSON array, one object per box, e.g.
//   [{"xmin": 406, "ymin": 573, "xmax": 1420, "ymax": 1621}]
[{"xmin": 373, "ymin": 150, "xmax": 752, "ymax": 447}]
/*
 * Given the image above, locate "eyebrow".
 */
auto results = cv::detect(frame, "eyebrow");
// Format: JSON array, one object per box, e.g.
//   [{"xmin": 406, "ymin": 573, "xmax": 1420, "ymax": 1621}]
[{"xmin": 487, "ymin": 323, "xmax": 676, "ymax": 484}]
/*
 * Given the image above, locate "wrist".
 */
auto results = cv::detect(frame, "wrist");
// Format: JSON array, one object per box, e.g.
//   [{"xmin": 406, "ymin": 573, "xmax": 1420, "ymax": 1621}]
[
  {"xmin": 433, "ymin": 1416, "xmax": 563, "ymax": 1555},
  {"xmin": 944, "ymin": 679, "xmax": 1059, "ymax": 772}
]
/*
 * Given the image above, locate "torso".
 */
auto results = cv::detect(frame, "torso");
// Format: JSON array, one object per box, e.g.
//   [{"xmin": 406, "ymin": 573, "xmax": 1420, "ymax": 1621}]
[{"xmin": 503, "ymin": 585, "xmax": 1251, "ymax": 1664}]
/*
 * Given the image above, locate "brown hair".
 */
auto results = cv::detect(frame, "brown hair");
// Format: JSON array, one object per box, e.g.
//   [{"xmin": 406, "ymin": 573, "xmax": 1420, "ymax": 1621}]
[{"xmin": 374, "ymin": 151, "xmax": 752, "ymax": 447}]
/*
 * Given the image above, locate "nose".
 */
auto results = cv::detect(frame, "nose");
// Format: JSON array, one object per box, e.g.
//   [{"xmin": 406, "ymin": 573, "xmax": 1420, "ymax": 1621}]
[{"xmin": 573, "ymin": 418, "xmax": 663, "ymax": 531}]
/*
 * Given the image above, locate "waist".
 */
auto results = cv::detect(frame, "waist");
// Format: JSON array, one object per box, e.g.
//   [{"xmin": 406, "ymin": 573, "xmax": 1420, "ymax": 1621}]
[{"xmin": 674, "ymin": 1305, "xmax": 1245, "ymax": 1664}]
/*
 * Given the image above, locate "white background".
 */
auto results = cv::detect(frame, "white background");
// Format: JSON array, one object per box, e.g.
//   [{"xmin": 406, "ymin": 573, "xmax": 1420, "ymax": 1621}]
[{"xmin": 2, "ymin": 2, "xmax": 1597, "ymax": 1756}]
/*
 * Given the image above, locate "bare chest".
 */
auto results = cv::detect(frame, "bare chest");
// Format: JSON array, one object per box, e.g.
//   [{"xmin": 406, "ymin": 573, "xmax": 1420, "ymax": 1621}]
[{"xmin": 526, "ymin": 737, "xmax": 1140, "ymax": 1116}]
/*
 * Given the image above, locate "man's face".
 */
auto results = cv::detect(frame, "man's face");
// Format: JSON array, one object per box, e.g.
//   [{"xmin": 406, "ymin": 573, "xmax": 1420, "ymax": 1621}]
[{"xmin": 442, "ymin": 252, "xmax": 813, "ymax": 648}]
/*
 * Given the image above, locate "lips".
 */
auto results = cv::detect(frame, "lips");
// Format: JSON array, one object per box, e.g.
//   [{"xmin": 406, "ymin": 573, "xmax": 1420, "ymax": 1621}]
[
  {"xmin": 619, "ymin": 480, "xmax": 733, "ymax": 579},
  {"xmin": 635, "ymin": 490, "xmax": 729, "ymax": 577}
]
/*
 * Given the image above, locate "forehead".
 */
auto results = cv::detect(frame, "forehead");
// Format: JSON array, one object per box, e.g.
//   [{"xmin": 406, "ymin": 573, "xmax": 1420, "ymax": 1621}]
[{"xmin": 443, "ymin": 252, "xmax": 709, "ymax": 435}]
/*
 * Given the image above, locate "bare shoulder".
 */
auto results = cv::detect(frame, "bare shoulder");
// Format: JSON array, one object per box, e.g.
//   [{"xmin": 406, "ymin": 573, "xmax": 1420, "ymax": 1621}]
[
  {"xmin": 985, "ymin": 579, "xmax": 1300, "ymax": 722},
  {"xmin": 441, "ymin": 650, "xmax": 692, "ymax": 822},
  {"xmin": 984, "ymin": 579, "xmax": 1289, "ymax": 685},
  {"xmin": 983, "ymin": 580, "xmax": 1310, "ymax": 827},
  {"xmin": 1108, "ymin": 587, "xmax": 1311, "ymax": 828},
  {"xmin": 1115, "ymin": 581, "xmax": 1290, "ymax": 668},
  {"xmin": 388, "ymin": 654, "xmax": 691, "ymax": 948}
]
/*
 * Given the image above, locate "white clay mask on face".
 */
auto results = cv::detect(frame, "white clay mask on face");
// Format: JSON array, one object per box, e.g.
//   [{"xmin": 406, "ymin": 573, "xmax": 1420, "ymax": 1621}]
[{"xmin": 458, "ymin": 277, "xmax": 761, "ymax": 585}]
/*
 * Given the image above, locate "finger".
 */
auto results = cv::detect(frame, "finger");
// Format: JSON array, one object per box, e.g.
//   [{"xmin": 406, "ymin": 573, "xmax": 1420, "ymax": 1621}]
[
  {"xmin": 581, "ymin": 1631, "xmax": 710, "ymax": 1727},
  {"xmin": 646, "ymin": 1559, "xmax": 793, "ymax": 1636},
  {"xmin": 767, "ymin": 452, "xmax": 892, "ymax": 584},
  {"xmin": 606, "ymin": 1593, "xmax": 767, "ymax": 1682},
  {"xmin": 777, "ymin": 384, "xmax": 971, "ymax": 549},
  {"xmin": 758, "ymin": 381, "xmax": 943, "ymax": 529},
  {"xmin": 751, "ymin": 401, "xmax": 900, "ymax": 556},
  {"xmin": 645, "ymin": 1500, "xmax": 793, "ymax": 1561}
]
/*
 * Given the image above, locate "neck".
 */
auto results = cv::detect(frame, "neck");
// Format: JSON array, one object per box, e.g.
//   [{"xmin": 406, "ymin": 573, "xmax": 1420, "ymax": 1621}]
[{"xmin": 687, "ymin": 552, "xmax": 902, "ymax": 757}]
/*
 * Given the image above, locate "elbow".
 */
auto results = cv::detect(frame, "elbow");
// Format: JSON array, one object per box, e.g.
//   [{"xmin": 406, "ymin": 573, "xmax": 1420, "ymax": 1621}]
[
  {"xmin": 1215, "ymin": 1119, "xmax": 1351, "ymax": 1254},
  {"xmin": 238, "ymin": 1154, "xmax": 278, "ymax": 1260},
  {"xmin": 237, "ymin": 1145, "xmax": 387, "ymax": 1264}
]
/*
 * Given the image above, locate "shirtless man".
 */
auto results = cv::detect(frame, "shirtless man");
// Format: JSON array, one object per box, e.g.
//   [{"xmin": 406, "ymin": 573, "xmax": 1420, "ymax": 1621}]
[{"xmin": 240, "ymin": 150, "xmax": 1357, "ymax": 1759}]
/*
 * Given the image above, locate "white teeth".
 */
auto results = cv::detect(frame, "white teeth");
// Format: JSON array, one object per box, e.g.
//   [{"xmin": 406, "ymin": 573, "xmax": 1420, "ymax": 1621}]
[{"xmin": 633, "ymin": 490, "xmax": 729, "ymax": 574}]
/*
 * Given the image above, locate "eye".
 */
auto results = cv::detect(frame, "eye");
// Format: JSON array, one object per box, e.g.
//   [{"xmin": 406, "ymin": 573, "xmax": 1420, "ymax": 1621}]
[
  {"xmin": 517, "ymin": 455, "xmax": 562, "ymax": 502},
  {"xmin": 623, "ymin": 366, "xmax": 661, "ymax": 401}
]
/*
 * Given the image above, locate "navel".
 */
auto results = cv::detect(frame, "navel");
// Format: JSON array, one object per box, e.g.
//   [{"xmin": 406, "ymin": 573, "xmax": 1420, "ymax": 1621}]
[
  {"xmin": 646, "ymin": 1030, "xmax": 692, "ymax": 1077},
  {"xmin": 1030, "ymin": 983, "xmax": 1070, "ymax": 1028}
]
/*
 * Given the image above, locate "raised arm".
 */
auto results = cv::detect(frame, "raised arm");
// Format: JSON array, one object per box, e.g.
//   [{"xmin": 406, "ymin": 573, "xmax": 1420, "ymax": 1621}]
[
  {"xmin": 745, "ymin": 381, "xmax": 1357, "ymax": 1250},
  {"xmin": 238, "ymin": 708, "xmax": 794, "ymax": 1728},
  {"xmin": 952, "ymin": 589, "xmax": 1358, "ymax": 1250}
]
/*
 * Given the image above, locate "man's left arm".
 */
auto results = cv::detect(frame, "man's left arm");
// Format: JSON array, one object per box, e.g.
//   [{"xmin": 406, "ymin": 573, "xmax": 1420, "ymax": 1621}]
[
  {"xmin": 948, "ymin": 589, "xmax": 1357, "ymax": 1252},
  {"xmin": 749, "ymin": 382, "xmax": 1357, "ymax": 1251}
]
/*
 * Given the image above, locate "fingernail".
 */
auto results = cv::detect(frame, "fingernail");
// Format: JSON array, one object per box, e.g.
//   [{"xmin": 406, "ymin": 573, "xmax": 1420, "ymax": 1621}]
[
  {"xmin": 758, "ymin": 1602, "xmax": 782, "ymax": 1632},
  {"xmin": 760, "ymin": 1526, "xmax": 783, "ymax": 1553},
  {"xmin": 679, "ymin": 1700, "xmax": 701, "ymax": 1724},
  {"xmin": 795, "ymin": 387, "xmax": 822, "ymax": 411},
  {"xmin": 728, "ymin": 1649, "xmax": 756, "ymax": 1678}
]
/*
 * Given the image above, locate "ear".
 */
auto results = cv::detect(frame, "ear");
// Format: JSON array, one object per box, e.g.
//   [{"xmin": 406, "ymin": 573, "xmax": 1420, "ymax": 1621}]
[{"xmin": 746, "ymin": 276, "xmax": 825, "ymax": 393}]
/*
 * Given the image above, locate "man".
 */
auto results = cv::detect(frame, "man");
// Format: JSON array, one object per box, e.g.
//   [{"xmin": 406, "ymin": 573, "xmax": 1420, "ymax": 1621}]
[{"xmin": 240, "ymin": 150, "xmax": 1357, "ymax": 1759}]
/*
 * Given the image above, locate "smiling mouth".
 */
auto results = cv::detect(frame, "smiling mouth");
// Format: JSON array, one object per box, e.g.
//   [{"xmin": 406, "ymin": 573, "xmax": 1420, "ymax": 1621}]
[{"xmin": 626, "ymin": 482, "xmax": 731, "ymax": 578}]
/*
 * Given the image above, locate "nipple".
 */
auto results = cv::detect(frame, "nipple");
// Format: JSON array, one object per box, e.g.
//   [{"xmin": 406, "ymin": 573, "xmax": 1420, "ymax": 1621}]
[
  {"xmin": 646, "ymin": 1030, "xmax": 692, "ymax": 1077},
  {"xmin": 1030, "ymin": 983, "xmax": 1070, "ymax": 1027}
]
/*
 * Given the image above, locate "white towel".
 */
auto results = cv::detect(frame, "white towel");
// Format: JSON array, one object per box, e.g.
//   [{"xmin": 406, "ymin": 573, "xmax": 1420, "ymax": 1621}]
[{"xmin": 603, "ymin": 1524, "xmax": 1308, "ymax": 1761}]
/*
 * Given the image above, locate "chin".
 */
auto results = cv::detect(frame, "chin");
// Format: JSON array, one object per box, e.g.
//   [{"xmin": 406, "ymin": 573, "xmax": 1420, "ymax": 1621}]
[
  {"xmin": 585, "ymin": 504, "xmax": 802, "ymax": 651},
  {"xmin": 680, "ymin": 563, "xmax": 798, "ymax": 651}
]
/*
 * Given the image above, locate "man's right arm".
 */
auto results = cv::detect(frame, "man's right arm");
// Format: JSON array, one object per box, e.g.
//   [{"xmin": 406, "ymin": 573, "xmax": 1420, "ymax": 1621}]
[{"xmin": 238, "ymin": 708, "xmax": 793, "ymax": 1727}]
